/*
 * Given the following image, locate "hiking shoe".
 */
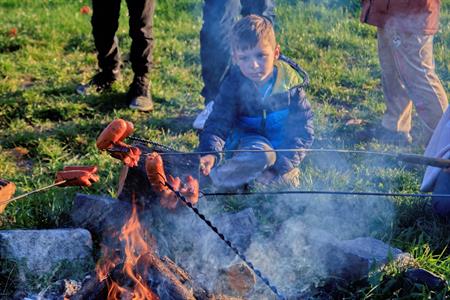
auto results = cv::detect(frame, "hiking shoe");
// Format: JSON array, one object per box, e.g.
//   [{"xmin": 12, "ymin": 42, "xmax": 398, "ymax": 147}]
[
  {"xmin": 127, "ymin": 75, "xmax": 153, "ymax": 112},
  {"xmin": 376, "ymin": 127, "xmax": 413, "ymax": 146},
  {"xmin": 193, "ymin": 101, "xmax": 214, "ymax": 130},
  {"xmin": 76, "ymin": 69, "xmax": 121, "ymax": 95}
]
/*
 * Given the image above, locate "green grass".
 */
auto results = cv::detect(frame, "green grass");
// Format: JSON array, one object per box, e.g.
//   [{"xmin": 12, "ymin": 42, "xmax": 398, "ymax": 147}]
[{"xmin": 0, "ymin": 0, "xmax": 449, "ymax": 297}]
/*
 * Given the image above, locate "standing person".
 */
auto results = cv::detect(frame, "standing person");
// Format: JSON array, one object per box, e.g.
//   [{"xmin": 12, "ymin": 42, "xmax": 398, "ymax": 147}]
[
  {"xmin": 421, "ymin": 107, "xmax": 450, "ymax": 218},
  {"xmin": 77, "ymin": 0, "xmax": 155, "ymax": 112},
  {"xmin": 193, "ymin": 0, "xmax": 275, "ymax": 129},
  {"xmin": 199, "ymin": 15, "xmax": 314, "ymax": 190},
  {"xmin": 360, "ymin": 0, "xmax": 448, "ymax": 145}
]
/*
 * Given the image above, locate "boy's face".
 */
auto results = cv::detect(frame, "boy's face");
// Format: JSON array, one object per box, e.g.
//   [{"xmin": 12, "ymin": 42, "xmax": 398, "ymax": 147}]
[{"xmin": 233, "ymin": 41, "xmax": 280, "ymax": 85}]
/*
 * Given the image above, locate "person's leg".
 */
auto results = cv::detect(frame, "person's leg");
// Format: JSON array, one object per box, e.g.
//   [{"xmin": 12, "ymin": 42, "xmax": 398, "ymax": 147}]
[
  {"xmin": 125, "ymin": 0, "xmax": 155, "ymax": 111},
  {"xmin": 126, "ymin": 0, "xmax": 155, "ymax": 78},
  {"xmin": 390, "ymin": 31, "xmax": 448, "ymax": 139},
  {"xmin": 200, "ymin": 0, "xmax": 240, "ymax": 103},
  {"xmin": 240, "ymin": 0, "xmax": 275, "ymax": 22},
  {"xmin": 432, "ymin": 171, "xmax": 450, "ymax": 218},
  {"xmin": 377, "ymin": 27, "xmax": 414, "ymax": 135},
  {"xmin": 91, "ymin": 0, "xmax": 122, "ymax": 74},
  {"xmin": 209, "ymin": 135, "xmax": 276, "ymax": 189}
]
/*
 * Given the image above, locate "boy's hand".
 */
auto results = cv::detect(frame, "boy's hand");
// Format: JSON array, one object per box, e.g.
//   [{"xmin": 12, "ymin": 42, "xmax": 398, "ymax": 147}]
[{"xmin": 200, "ymin": 155, "xmax": 215, "ymax": 176}]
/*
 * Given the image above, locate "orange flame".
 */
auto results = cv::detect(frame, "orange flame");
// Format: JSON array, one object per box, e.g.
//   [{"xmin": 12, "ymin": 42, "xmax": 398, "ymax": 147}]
[{"xmin": 96, "ymin": 202, "xmax": 159, "ymax": 300}]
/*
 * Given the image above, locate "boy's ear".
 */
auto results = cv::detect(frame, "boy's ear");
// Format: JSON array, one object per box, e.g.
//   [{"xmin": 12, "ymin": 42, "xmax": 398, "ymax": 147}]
[{"xmin": 274, "ymin": 44, "xmax": 281, "ymax": 60}]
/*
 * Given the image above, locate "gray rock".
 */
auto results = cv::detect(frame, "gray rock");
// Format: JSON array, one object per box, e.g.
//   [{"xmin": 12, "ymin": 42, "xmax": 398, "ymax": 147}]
[
  {"xmin": 71, "ymin": 193, "xmax": 132, "ymax": 236},
  {"xmin": 316, "ymin": 236, "xmax": 411, "ymax": 280},
  {"xmin": 0, "ymin": 229, "xmax": 93, "ymax": 281}
]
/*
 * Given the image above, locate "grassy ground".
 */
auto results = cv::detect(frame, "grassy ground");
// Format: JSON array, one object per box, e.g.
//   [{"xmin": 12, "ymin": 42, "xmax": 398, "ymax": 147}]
[{"xmin": 0, "ymin": 0, "xmax": 449, "ymax": 298}]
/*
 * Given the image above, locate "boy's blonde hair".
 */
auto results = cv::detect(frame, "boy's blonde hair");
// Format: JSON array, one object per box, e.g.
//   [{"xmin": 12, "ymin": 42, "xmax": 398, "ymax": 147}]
[{"xmin": 231, "ymin": 15, "xmax": 276, "ymax": 51}]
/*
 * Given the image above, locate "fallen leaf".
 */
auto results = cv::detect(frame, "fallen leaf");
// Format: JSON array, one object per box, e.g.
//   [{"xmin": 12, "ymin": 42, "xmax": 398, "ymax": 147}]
[
  {"xmin": 345, "ymin": 118, "xmax": 364, "ymax": 126},
  {"xmin": 8, "ymin": 27, "xmax": 17, "ymax": 37},
  {"xmin": 80, "ymin": 5, "xmax": 91, "ymax": 15}
]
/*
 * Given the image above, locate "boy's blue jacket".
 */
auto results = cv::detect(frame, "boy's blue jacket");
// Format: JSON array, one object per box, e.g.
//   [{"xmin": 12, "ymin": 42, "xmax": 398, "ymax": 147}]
[{"xmin": 199, "ymin": 55, "xmax": 314, "ymax": 174}]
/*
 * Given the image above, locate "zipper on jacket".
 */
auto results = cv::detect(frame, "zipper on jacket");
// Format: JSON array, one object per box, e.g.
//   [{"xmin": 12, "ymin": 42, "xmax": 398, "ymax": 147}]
[{"xmin": 261, "ymin": 109, "xmax": 267, "ymax": 130}]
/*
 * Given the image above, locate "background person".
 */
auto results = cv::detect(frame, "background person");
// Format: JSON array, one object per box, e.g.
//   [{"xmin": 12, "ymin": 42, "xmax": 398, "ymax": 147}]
[
  {"xmin": 360, "ymin": 0, "xmax": 448, "ymax": 145},
  {"xmin": 77, "ymin": 0, "xmax": 155, "ymax": 112},
  {"xmin": 421, "ymin": 107, "xmax": 450, "ymax": 218}
]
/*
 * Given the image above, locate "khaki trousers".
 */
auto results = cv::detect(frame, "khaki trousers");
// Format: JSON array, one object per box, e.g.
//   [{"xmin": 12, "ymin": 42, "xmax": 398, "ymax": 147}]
[{"xmin": 377, "ymin": 27, "xmax": 448, "ymax": 136}]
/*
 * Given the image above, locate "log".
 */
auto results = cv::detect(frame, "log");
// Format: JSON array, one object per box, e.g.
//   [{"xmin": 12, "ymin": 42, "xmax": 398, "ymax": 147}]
[
  {"xmin": 69, "ymin": 272, "xmax": 107, "ymax": 300},
  {"xmin": 70, "ymin": 194, "xmax": 214, "ymax": 300},
  {"xmin": 137, "ymin": 252, "xmax": 196, "ymax": 300}
]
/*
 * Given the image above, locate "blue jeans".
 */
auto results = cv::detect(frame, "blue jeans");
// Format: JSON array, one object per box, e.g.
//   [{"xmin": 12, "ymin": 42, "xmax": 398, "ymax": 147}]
[
  {"xmin": 91, "ymin": 0, "xmax": 155, "ymax": 76},
  {"xmin": 432, "ymin": 171, "xmax": 450, "ymax": 217},
  {"xmin": 200, "ymin": 0, "xmax": 275, "ymax": 102},
  {"xmin": 210, "ymin": 134, "xmax": 276, "ymax": 189}
]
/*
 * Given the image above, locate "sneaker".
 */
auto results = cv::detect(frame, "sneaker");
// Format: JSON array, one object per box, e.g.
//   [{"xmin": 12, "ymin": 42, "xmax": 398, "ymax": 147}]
[
  {"xmin": 193, "ymin": 101, "xmax": 214, "ymax": 130},
  {"xmin": 376, "ymin": 127, "xmax": 413, "ymax": 146},
  {"xmin": 127, "ymin": 75, "xmax": 153, "ymax": 112},
  {"xmin": 76, "ymin": 69, "xmax": 121, "ymax": 95}
]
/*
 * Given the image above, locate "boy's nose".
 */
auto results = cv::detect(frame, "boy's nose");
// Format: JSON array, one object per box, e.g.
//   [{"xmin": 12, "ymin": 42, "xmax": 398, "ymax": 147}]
[{"xmin": 251, "ymin": 60, "xmax": 259, "ymax": 69}]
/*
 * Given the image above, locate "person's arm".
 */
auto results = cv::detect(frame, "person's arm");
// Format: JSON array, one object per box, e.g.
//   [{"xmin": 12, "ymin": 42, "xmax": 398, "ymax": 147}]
[
  {"xmin": 199, "ymin": 71, "xmax": 239, "ymax": 165},
  {"xmin": 272, "ymin": 87, "xmax": 314, "ymax": 175}
]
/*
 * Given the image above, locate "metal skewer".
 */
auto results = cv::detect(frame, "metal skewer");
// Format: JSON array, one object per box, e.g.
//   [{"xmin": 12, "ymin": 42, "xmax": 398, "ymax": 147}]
[
  {"xmin": 0, "ymin": 180, "xmax": 67, "ymax": 207},
  {"xmin": 128, "ymin": 136, "xmax": 450, "ymax": 168}
]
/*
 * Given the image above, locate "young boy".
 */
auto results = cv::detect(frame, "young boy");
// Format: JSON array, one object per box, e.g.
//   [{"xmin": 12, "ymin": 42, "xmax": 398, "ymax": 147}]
[{"xmin": 199, "ymin": 15, "xmax": 314, "ymax": 190}]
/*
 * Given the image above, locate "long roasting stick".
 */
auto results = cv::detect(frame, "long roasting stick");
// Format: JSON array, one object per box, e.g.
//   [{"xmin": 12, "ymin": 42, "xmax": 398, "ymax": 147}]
[
  {"xmin": 127, "ymin": 137, "xmax": 450, "ymax": 168},
  {"xmin": 0, "ymin": 180, "xmax": 67, "ymax": 207}
]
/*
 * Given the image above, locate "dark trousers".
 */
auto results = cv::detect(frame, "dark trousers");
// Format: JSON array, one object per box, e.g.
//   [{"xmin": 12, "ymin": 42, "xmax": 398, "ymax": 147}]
[
  {"xmin": 200, "ymin": 0, "xmax": 275, "ymax": 102},
  {"xmin": 432, "ymin": 171, "xmax": 450, "ymax": 217},
  {"xmin": 91, "ymin": 0, "xmax": 155, "ymax": 77}
]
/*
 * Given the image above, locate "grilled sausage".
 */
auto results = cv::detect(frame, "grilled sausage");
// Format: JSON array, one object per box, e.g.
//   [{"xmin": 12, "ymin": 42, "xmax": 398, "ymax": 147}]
[
  {"xmin": 55, "ymin": 166, "xmax": 99, "ymax": 187},
  {"xmin": 96, "ymin": 119, "xmax": 133, "ymax": 150},
  {"xmin": 159, "ymin": 175, "xmax": 181, "ymax": 209},
  {"xmin": 180, "ymin": 175, "xmax": 199, "ymax": 205},
  {"xmin": 145, "ymin": 152, "xmax": 168, "ymax": 193},
  {"xmin": 0, "ymin": 179, "xmax": 16, "ymax": 213}
]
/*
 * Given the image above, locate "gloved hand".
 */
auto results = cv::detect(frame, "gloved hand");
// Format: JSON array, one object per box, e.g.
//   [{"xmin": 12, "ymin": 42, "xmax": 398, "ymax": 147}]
[{"xmin": 55, "ymin": 166, "xmax": 99, "ymax": 187}]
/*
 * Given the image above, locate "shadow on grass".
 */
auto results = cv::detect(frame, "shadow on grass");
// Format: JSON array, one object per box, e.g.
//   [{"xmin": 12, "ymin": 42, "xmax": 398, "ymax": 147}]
[
  {"xmin": 148, "ymin": 114, "xmax": 196, "ymax": 135},
  {"xmin": 84, "ymin": 91, "xmax": 129, "ymax": 112}
]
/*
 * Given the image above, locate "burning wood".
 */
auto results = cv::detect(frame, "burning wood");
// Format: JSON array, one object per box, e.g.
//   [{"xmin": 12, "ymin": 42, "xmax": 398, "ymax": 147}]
[
  {"xmin": 82, "ymin": 198, "xmax": 214, "ymax": 300},
  {"xmin": 95, "ymin": 202, "xmax": 158, "ymax": 299}
]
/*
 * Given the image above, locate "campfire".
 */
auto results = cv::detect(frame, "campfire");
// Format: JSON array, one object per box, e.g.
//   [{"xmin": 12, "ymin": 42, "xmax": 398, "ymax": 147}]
[{"xmin": 96, "ymin": 200, "xmax": 158, "ymax": 300}]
